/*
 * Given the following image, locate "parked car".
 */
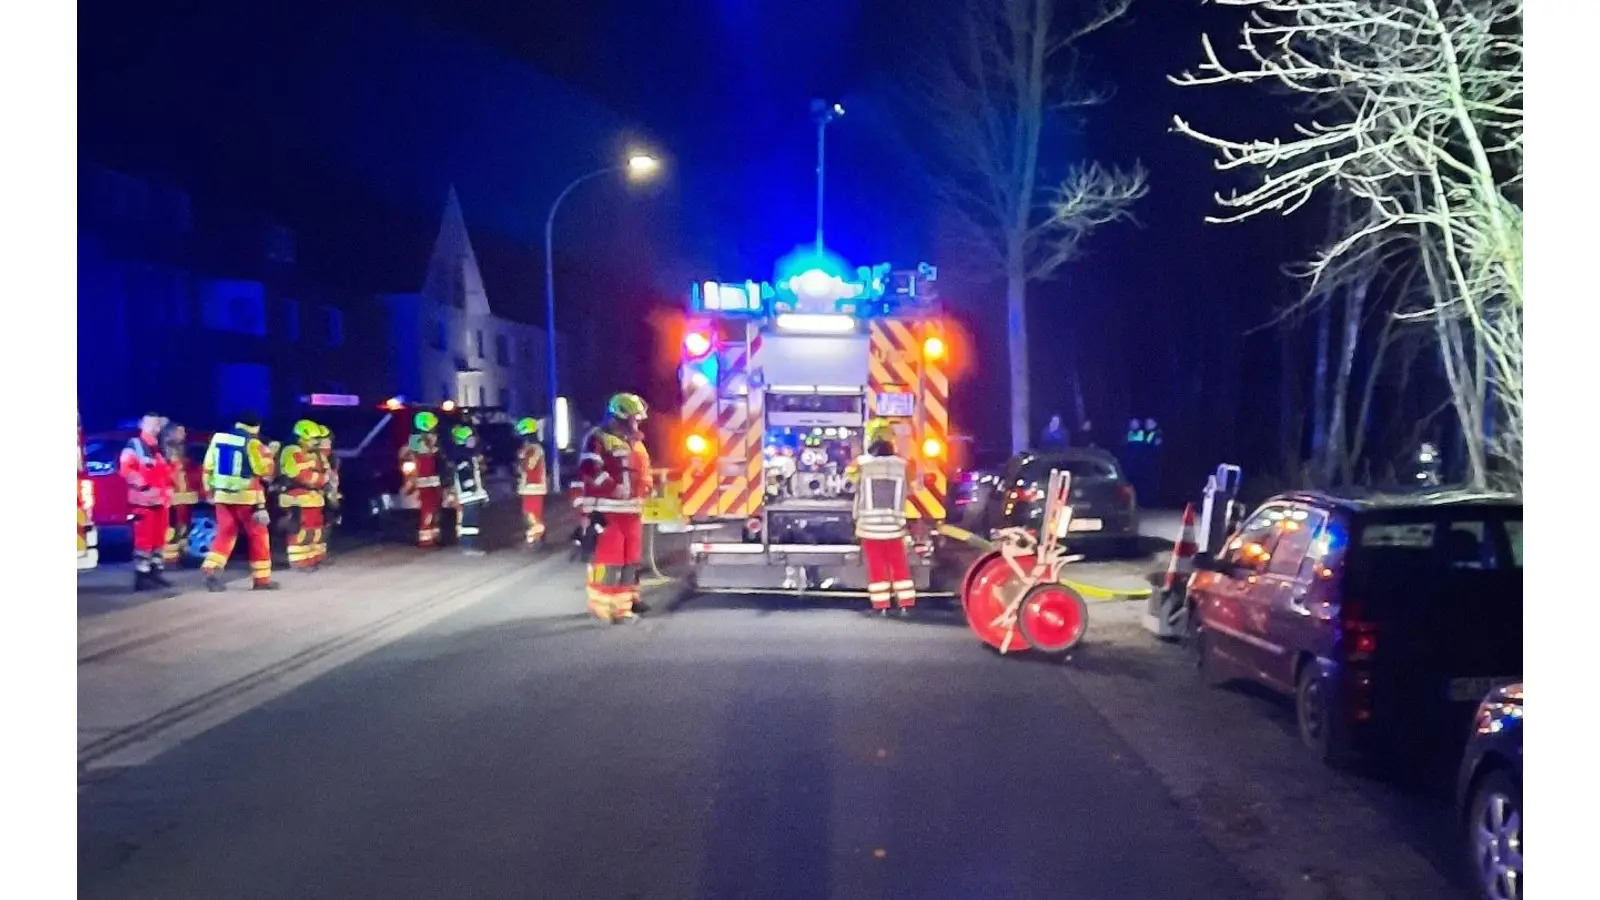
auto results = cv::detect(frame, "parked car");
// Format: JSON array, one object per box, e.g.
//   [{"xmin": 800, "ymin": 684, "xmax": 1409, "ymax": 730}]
[
  {"xmin": 1186, "ymin": 490, "xmax": 1523, "ymax": 768},
  {"xmin": 82, "ymin": 429, "xmax": 213, "ymax": 561},
  {"xmin": 947, "ymin": 441, "xmax": 1011, "ymax": 529},
  {"xmin": 970, "ymin": 448, "xmax": 1140, "ymax": 556},
  {"xmin": 1456, "ymin": 682, "xmax": 1522, "ymax": 900}
]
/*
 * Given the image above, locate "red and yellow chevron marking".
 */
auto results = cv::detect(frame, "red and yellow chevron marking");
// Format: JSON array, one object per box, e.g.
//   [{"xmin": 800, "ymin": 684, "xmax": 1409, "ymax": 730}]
[
  {"xmin": 715, "ymin": 398, "xmax": 751, "ymax": 517},
  {"xmin": 868, "ymin": 319, "xmax": 948, "ymax": 520},
  {"xmin": 739, "ymin": 322, "xmax": 765, "ymax": 516},
  {"xmin": 679, "ymin": 339, "xmax": 720, "ymax": 518}
]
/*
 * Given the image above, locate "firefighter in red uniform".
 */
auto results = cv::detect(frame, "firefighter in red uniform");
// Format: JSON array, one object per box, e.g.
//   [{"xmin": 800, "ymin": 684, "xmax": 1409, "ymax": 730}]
[
  {"xmin": 119, "ymin": 412, "xmax": 174, "ymax": 591},
  {"xmin": 514, "ymin": 417, "xmax": 548, "ymax": 546},
  {"xmin": 848, "ymin": 418, "xmax": 917, "ymax": 616},
  {"xmin": 161, "ymin": 421, "xmax": 200, "ymax": 569},
  {"xmin": 201, "ymin": 412, "xmax": 279, "ymax": 591},
  {"xmin": 400, "ymin": 411, "xmax": 444, "ymax": 548},
  {"xmin": 571, "ymin": 393, "xmax": 653, "ymax": 623},
  {"xmin": 279, "ymin": 420, "xmax": 329, "ymax": 570}
]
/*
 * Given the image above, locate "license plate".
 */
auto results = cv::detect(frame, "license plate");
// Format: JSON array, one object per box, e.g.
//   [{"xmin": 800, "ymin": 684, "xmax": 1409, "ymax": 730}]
[
  {"xmin": 1447, "ymin": 676, "xmax": 1517, "ymax": 702},
  {"xmin": 1069, "ymin": 518, "xmax": 1104, "ymax": 532}
]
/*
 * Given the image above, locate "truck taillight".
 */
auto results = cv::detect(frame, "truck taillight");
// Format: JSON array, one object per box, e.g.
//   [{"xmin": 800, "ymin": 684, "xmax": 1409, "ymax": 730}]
[
  {"xmin": 685, "ymin": 433, "xmax": 712, "ymax": 456},
  {"xmin": 80, "ymin": 478, "xmax": 94, "ymax": 512},
  {"xmin": 922, "ymin": 335, "xmax": 946, "ymax": 361},
  {"xmin": 921, "ymin": 437, "xmax": 943, "ymax": 459}
]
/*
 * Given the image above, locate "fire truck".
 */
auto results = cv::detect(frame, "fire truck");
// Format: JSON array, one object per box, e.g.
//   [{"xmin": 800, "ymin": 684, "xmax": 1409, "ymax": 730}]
[
  {"xmin": 78, "ymin": 418, "xmax": 98, "ymax": 570},
  {"xmin": 675, "ymin": 256, "xmax": 952, "ymax": 592}
]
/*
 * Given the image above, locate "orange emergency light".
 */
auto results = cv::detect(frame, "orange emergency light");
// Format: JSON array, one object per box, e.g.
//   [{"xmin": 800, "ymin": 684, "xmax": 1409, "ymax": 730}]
[
  {"xmin": 923, "ymin": 335, "xmax": 946, "ymax": 361},
  {"xmin": 685, "ymin": 433, "xmax": 712, "ymax": 456},
  {"xmin": 922, "ymin": 437, "xmax": 944, "ymax": 459},
  {"xmin": 684, "ymin": 330, "xmax": 713, "ymax": 360}
]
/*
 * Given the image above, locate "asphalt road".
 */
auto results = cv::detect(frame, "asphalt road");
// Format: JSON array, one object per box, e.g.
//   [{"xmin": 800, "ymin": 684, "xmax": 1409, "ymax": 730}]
[{"xmin": 80, "ymin": 556, "xmax": 1261, "ymax": 900}]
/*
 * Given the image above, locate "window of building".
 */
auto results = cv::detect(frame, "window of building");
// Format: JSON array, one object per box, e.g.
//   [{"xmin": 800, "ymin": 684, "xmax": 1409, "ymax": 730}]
[
  {"xmin": 432, "ymin": 319, "xmax": 448, "ymax": 351},
  {"xmin": 325, "ymin": 306, "xmax": 344, "ymax": 347},
  {"xmin": 495, "ymin": 333, "xmax": 511, "ymax": 365},
  {"xmin": 498, "ymin": 387, "xmax": 511, "ymax": 409},
  {"xmin": 475, "ymin": 330, "xmax": 485, "ymax": 359},
  {"xmin": 200, "ymin": 279, "xmax": 267, "ymax": 336},
  {"xmin": 264, "ymin": 225, "xmax": 296, "ymax": 264},
  {"xmin": 283, "ymin": 299, "xmax": 300, "ymax": 341}
]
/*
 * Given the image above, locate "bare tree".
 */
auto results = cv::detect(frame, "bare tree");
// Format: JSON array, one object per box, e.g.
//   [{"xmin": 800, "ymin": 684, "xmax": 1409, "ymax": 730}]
[
  {"xmin": 1172, "ymin": 0, "xmax": 1523, "ymax": 487},
  {"xmin": 904, "ymin": 0, "xmax": 1149, "ymax": 453}
]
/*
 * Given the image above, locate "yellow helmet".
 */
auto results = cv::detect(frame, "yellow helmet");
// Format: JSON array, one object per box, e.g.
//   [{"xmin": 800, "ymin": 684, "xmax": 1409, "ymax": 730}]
[
  {"xmin": 293, "ymin": 419, "xmax": 322, "ymax": 442},
  {"xmin": 865, "ymin": 418, "xmax": 896, "ymax": 446}
]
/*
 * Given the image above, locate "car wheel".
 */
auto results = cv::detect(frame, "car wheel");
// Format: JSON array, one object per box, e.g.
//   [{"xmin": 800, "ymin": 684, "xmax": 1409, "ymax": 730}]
[
  {"xmin": 185, "ymin": 514, "xmax": 218, "ymax": 562},
  {"xmin": 1295, "ymin": 659, "xmax": 1350, "ymax": 767},
  {"xmin": 1466, "ymin": 768, "xmax": 1522, "ymax": 900}
]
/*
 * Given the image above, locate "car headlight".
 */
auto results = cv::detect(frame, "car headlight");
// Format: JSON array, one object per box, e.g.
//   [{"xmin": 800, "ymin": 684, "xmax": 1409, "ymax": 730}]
[{"xmin": 1474, "ymin": 682, "xmax": 1523, "ymax": 735}]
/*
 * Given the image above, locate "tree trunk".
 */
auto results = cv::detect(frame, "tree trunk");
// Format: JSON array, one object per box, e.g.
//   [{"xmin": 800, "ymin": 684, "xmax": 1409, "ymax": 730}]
[
  {"xmin": 1326, "ymin": 276, "xmax": 1367, "ymax": 485},
  {"xmin": 1349, "ymin": 314, "xmax": 1396, "ymax": 484},
  {"xmin": 1309, "ymin": 301, "xmax": 1330, "ymax": 482},
  {"xmin": 1006, "ymin": 262, "xmax": 1030, "ymax": 454}
]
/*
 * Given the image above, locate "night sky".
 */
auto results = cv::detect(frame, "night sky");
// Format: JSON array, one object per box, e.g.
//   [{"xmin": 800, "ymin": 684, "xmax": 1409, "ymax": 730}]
[{"xmin": 79, "ymin": 0, "xmax": 1324, "ymax": 483}]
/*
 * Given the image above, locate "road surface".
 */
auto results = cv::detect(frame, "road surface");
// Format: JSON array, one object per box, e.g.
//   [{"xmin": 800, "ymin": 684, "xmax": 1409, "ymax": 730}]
[{"xmin": 79, "ymin": 517, "xmax": 1468, "ymax": 899}]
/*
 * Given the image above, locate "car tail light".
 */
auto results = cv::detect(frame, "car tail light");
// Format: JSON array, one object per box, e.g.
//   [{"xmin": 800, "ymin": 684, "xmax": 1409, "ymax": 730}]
[
  {"xmin": 1011, "ymin": 486, "xmax": 1043, "ymax": 504},
  {"xmin": 1340, "ymin": 597, "xmax": 1379, "ymax": 721},
  {"xmin": 1117, "ymin": 483, "xmax": 1136, "ymax": 506}
]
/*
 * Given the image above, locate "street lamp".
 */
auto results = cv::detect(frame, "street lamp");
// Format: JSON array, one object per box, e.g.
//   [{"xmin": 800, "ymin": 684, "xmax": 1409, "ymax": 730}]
[
  {"xmin": 543, "ymin": 151, "xmax": 660, "ymax": 491},
  {"xmin": 811, "ymin": 99, "xmax": 845, "ymax": 253}
]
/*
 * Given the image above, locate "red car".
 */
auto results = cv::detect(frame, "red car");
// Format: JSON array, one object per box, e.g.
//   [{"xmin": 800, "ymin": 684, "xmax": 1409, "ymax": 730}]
[{"xmin": 82, "ymin": 429, "xmax": 212, "ymax": 562}]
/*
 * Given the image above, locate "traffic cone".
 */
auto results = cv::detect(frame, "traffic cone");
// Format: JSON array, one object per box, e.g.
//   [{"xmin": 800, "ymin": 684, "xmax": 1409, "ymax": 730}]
[{"xmin": 1162, "ymin": 503, "xmax": 1200, "ymax": 592}]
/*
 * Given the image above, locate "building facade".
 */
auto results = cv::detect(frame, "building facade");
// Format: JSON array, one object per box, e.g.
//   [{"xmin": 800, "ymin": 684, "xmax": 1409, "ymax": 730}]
[{"xmin": 382, "ymin": 188, "xmax": 564, "ymax": 415}]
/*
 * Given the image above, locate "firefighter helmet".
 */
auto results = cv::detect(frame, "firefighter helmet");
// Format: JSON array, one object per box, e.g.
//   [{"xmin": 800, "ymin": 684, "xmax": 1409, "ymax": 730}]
[
  {"xmin": 514, "ymin": 416, "xmax": 541, "ymax": 438},
  {"xmin": 450, "ymin": 425, "xmax": 474, "ymax": 445},
  {"xmin": 607, "ymin": 393, "xmax": 649, "ymax": 420},
  {"xmin": 293, "ymin": 419, "xmax": 321, "ymax": 441},
  {"xmin": 865, "ymin": 418, "xmax": 896, "ymax": 446},
  {"xmin": 414, "ymin": 411, "xmax": 439, "ymax": 433}
]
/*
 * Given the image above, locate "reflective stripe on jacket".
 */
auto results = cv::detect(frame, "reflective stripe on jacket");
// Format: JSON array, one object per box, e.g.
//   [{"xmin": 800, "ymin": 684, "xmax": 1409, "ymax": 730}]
[
  {"xmin": 119, "ymin": 436, "xmax": 173, "ymax": 507},
  {"xmin": 204, "ymin": 428, "xmax": 273, "ymax": 506},
  {"xmin": 852, "ymin": 454, "xmax": 909, "ymax": 540},
  {"xmin": 517, "ymin": 443, "xmax": 547, "ymax": 495},
  {"xmin": 278, "ymin": 443, "xmax": 327, "ymax": 508}
]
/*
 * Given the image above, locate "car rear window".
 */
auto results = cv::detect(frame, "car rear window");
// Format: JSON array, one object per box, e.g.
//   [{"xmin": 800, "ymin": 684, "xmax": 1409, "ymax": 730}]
[
  {"xmin": 1346, "ymin": 508, "xmax": 1522, "ymax": 625},
  {"xmin": 1021, "ymin": 456, "xmax": 1119, "ymax": 482}
]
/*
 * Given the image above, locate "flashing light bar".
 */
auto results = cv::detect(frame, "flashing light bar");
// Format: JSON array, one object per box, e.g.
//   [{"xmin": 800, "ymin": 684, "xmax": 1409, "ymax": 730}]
[
  {"xmin": 774, "ymin": 313, "xmax": 856, "ymax": 334},
  {"xmin": 304, "ymin": 393, "xmax": 361, "ymax": 407}
]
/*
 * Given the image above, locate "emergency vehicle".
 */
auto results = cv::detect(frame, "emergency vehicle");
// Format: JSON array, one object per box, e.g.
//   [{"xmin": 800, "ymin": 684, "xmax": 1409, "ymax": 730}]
[
  {"xmin": 78, "ymin": 420, "xmax": 98, "ymax": 570},
  {"xmin": 675, "ymin": 256, "xmax": 952, "ymax": 592}
]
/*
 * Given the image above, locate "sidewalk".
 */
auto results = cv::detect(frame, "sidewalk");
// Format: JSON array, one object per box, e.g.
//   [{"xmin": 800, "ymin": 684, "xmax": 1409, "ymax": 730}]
[{"xmin": 79, "ymin": 499, "xmax": 585, "ymax": 776}]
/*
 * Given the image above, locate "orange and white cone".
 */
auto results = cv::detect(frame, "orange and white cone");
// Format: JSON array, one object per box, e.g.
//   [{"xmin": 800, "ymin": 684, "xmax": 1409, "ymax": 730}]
[{"xmin": 1163, "ymin": 504, "xmax": 1200, "ymax": 592}]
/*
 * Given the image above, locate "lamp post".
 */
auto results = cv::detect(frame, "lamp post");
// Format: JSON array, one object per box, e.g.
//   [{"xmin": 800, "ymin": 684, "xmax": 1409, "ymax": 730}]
[
  {"xmin": 543, "ymin": 153, "xmax": 659, "ymax": 491},
  {"xmin": 810, "ymin": 99, "xmax": 845, "ymax": 253}
]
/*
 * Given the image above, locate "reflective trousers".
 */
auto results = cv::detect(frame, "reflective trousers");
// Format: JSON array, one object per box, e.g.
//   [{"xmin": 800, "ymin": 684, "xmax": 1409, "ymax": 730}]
[
  {"xmin": 417, "ymin": 488, "xmax": 443, "ymax": 548},
  {"xmin": 205, "ymin": 504, "xmax": 272, "ymax": 586},
  {"xmin": 587, "ymin": 512, "xmax": 642, "ymax": 621},
  {"xmin": 861, "ymin": 536, "xmax": 915, "ymax": 610},
  {"xmin": 164, "ymin": 503, "xmax": 194, "ymax": 567},
  {"xmin": 130, "ymin": 504, "xmax": 169, "ymax": 574},
  {"xmin": 456, "ymin": 501, "xmax": 484, "ymax": 552},
  {"xmin": 286, "ymin": 506, "xmax": 326, "ymax": 569},
  {"xmin": 521, "ymin": 494, "xmax": 546, "ymax": 544}
]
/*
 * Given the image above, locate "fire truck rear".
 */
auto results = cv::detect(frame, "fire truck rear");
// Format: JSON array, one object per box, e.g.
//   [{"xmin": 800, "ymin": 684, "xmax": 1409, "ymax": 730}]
[{"xmin": 676, "ymin": 261, "xmax": 951, "ymax": 592}]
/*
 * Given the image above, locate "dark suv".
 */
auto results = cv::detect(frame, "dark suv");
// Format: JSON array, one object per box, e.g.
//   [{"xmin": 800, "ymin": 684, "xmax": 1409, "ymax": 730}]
[{"xmin": 1187, "ymin": 490, "xmax": 1522, "ymax": 768}]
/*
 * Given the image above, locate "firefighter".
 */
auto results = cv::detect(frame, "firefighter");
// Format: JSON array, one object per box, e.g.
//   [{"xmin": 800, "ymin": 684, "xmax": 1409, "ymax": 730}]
[
  {"xmin": 278, "ymin": 420, "xmax": 329, "ymax": 571},
  {"xmin": 161, "ymin": 422, "xmax": 200, "ymax": 569},
  {"xmin": 514, "ymin": 416, "xmax": 548, "ymax": 547},
  {"xmin": 446, "ymin": 424, "xmax": 489, "ymax": 555},
  {"xmin": 315, "ymin": 423, "xmax": 339, "ymax": 566},
  {"xmin": 571, "ymin": 393, "xmax": 654, "ymax": 624},
  {"xmin": 119, "ymin": 412, "xmax": 174, "ymax": 591},
  {"xmin": 201, "ymin": 412, "xmax": 279, "ymax": 591},
  {"xmin": 400, "ymin": 411, "xmax": 444, "ymax": 548},
  {"xmin": 850, "ymin": 418, "xmax": 916, "ymax": 615}
]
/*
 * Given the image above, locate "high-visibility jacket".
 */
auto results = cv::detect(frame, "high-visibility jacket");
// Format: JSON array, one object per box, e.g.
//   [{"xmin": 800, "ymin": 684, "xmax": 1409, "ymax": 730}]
[
  {"xmin": 119, "ymin": 435, "xmax": 173, "ymax": 507},
  {"xmin": 449, "ymin": 452, "xmax": 489, "ymax": 505},
  {"xmin": 399, "ymin": 434, "xmax": 442, "ymax": 492},
  {"xmin": 167, "ymin": 447, "xmax": 201, "ymax": 506},
  {"xmin": 204, "ymin": 425, "xmax": 275, "ymax": 506},
  {"xmin": 572, "ymin": 427, "xmax": 650, "ymax": 514},
  {"xmin": 319, "ymin": 446, "xmax": 341, "ymax": 506},
  {"xmin": 850, "ymin": 453, "xmax": 910, "ymax": 540},
  {"xmin": 516, "ymin": 443, "xmax": 547, "ymax": 496},
  {"xmin": 278, "ymin": 442, "xmax": 327, "ymax": 508}
]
